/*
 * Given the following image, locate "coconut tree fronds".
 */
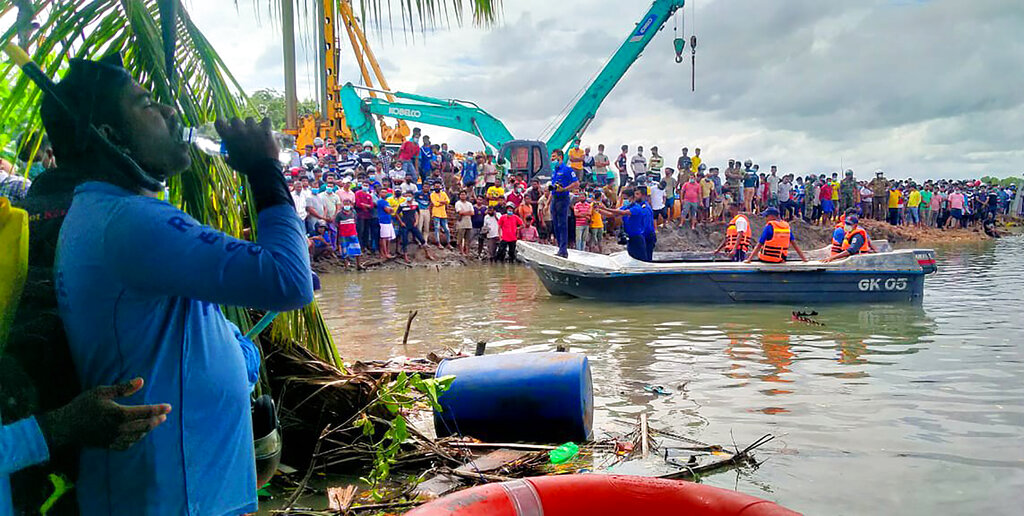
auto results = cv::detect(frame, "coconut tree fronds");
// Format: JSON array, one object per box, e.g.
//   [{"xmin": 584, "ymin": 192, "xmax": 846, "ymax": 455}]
[{"xmin": 0, "ymin": 0, "xmax": 339, "ymax": 366}]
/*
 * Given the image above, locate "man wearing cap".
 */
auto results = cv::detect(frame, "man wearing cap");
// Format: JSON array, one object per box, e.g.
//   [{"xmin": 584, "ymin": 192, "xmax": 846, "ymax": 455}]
[
  {"xmin": 550, "ymin": 149, "xmax": 580, "ymax": 258},
  {"xmin": 823, "ymin": 215, "xmax": 871, "ymax": 262},
  {"xmin": 745, "ymin": 207, "xmax": 809, "ymax": 263},
  {"xmin": 30, "ymin": 54, "xmax": 312, "ymax": 515}
]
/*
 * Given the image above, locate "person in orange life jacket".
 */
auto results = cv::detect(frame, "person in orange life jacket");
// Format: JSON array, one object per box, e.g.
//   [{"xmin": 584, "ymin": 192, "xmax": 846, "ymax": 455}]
[
  {"xmin": 823, "ymin": 215, "xmax": 871, "ymax": 262},
  {"xmin": 713, "ymin": 202, "xmax": 752, "ymax": 261},
  {"xmin": 745, "ymin": 207, "xmax": 809, "ymax": 263}
]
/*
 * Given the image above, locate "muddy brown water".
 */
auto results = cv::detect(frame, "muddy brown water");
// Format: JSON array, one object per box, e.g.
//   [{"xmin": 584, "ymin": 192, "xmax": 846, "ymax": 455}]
[{"xmin": 316, "ymin": 236, "xmax": 1024, "ymax": 515}]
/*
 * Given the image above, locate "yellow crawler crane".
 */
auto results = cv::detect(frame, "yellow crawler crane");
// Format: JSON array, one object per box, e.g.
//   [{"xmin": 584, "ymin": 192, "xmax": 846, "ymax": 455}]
[{"xmin": 288, "ymin": 0, "xmax": 409, "ymax": 150}]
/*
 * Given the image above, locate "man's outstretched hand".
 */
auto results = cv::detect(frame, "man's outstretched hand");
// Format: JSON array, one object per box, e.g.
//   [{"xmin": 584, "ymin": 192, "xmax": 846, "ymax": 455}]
[
  {"xmin": 214, "ymin": 117, "xmax": 279, "ymax": 175},
  {"xmin": 39, "ymin": 378, "xmax": 172, "ymax": 451}
]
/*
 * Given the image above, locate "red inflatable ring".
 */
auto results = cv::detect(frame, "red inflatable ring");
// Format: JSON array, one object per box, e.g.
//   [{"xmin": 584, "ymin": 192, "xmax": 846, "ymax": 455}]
[{"xmin": 407, "ymin": 474, "xmax": 799, "ymax": 515}]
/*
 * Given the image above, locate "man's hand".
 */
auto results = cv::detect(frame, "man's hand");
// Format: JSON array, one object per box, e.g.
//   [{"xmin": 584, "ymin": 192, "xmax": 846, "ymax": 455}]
[
  {"xmin": 215, "ymin": 117, "xmax": 279, "ymax": 175},
  {"xmin": 39, "ymin": 378, "xmax": 171, "ymax": 451}
]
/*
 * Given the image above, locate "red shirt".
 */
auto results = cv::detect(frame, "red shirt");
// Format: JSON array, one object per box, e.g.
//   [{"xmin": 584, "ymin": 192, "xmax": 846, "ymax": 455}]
[
  {"xmin": 354, "ymin": 190, "xmax": 375, "ymax": 219},
  {"xmin": 681, "ymin": 181, "xmax": 701, "ymax": 203},
  {"xmin": 507, "ymin": 192, "xmax": 524, "ymax": 208},
  {"xmin": 819, "ymin": 183, "xmax": 833, "ymax": 201},
  {"xmin": 398, "ymin": 140, "xmax": 420, "ymax": 161},
  {"xmin": 498, "ymin": 214, "xmax": 524, "ymax": 242}
]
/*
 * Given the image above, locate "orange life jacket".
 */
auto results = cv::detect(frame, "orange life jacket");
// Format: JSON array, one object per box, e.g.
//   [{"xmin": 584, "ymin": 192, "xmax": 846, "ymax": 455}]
[
  {"xmin": 725, "ymin": 214, "xmax": 752, "ymax": 252},
  {"xmin": 841, "ymin": 227, "xmax": 869, "ymax": 255},
  {"xmin": 759, "ymin": 220, "xmax": 791, "ymax": 263},
  {"xmin": 830, "ymin": 228, "xmax": 846, "ymax": 256}
]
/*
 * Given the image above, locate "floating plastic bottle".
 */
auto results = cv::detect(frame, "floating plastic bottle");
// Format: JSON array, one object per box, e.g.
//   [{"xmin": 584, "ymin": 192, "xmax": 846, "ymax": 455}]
[{"xmin": 549, "ymin": 442, "xmax": 579, "ymax": 464}]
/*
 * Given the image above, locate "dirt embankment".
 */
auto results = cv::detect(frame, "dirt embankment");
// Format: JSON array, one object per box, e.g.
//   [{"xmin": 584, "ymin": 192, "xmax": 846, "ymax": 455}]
[
  {"xmin": 604, "ymin": 217, "xmax": 835, "ymax": 254},
  {"xmin": 312, "ymin": 216, "xmax": 1011, "ymax": 274}
]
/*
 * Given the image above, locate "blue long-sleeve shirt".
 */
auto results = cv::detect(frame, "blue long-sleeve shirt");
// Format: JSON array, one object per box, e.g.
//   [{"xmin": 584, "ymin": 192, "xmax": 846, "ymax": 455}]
[
  {"xmin": 1, "ymin": 416, "xmax": 49, "ymax": 516},
  {"xmin": 55, "ymin": 181, "xmax": 312, "ymax": 515}
]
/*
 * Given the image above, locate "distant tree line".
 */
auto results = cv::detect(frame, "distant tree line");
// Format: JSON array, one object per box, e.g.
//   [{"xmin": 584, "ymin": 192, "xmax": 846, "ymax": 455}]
[{"xmin": 245, "ymin": 88, "xmax": 318, "ymax": 131}]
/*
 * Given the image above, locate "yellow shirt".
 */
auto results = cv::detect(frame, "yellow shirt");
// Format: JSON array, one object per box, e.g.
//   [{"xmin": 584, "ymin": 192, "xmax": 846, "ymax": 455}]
[
  {"xmin": 486, "ymin": 186, "xmax": 506, "ymax": 206},
  {"xmin": 568, "ymin": 147, "xmax": 585, "ymax": 171},
  {"xmin": 691, "ymin": 156, "xmax": 702, "ymax": 176},
  {"xmin": 700, "ymin": 178, "xmax": 713, "ymax": 198},
  {"xmin": 830, "ymin": 181, "xmax": 840, "ymax": 200},
  {"xmin": 590, "ymin": 210, "xmax": 604, "ymax": 229},
  {"xmin": 888, "ymin": 190, "xmax": 901, "ymax": 209},
  {"xmin": 429, "ymin": 191, "xmax": 450, "ymax": 218},
  {"xmin": 907, "ymin": 190, "xmax": 922, "ymax": 207}
]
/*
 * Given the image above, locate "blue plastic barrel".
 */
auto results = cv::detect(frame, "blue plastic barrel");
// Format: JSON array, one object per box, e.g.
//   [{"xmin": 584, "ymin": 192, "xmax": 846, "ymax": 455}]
[{"xmin": 433, "ymin": 352, "xmax": 593, "ymax": 443}]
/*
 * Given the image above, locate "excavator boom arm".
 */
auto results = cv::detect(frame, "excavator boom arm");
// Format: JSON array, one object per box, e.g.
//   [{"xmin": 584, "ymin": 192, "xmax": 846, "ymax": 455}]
[
  {"xmin": 545, "ymin": 0, "xmax": 685, "ymax": 152},
  {"xmin": 339, "ymin": 83, "xmax": 515, "ymax": 153}
]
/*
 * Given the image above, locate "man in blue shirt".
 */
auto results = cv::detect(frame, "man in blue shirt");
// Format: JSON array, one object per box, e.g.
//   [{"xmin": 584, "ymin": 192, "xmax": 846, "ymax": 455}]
[
  {"xmin": 419, "ymin": 136, "xmax": 435, "ymax": 183},
  {"xmin": 549, "ymin": 149, "xmax": 580, "ymax": 258},
  {"xmin": 595, "ymin": 188, "xmax": 648, "ymax": 261},
  {"xmin": 641, "ymin": 188, "xmax": 657, "ymax": 262},
  {"xmin": 461, "ymin": 152, "xmax": 478, "ymax": 191},
  {"xmin": 43, "ymin": 54, "xmax": 312, "ymax": 515}
]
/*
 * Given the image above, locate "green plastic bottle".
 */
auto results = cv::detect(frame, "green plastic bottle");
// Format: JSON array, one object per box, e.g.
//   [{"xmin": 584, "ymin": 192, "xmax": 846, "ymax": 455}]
[{"xmin": 549, "ymin": 442, "xmax": 579, "ymax": 464}]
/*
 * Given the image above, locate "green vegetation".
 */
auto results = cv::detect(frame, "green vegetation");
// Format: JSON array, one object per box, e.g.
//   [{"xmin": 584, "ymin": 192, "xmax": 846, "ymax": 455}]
[
  {"xmin": 980, "ymin": 175, "xmax": 1023, "ymax": 188},
  {"xmin": 354, "ymin": 372, "xmax": 455, "ymax": 500},
  {"xmin": 245, "ymin": 89, "xmax": 318, "ymax": 131}
]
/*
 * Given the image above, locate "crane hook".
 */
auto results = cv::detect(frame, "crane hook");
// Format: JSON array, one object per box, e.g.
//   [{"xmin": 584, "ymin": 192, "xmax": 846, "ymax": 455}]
[{"xmin": 673, "ymin": 37, "xmax": 686, "ymax": 64}]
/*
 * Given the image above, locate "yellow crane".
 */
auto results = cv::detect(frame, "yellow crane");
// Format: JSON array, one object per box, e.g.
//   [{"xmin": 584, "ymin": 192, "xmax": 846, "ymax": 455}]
[{"xmin": 287, "ymin": 0, "xmax": 410, "ymax": 150}]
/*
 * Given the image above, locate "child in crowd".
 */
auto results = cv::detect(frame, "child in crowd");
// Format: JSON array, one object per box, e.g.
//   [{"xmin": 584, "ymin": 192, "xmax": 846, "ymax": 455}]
[
  {"xmin": 308, "ymin": 223, "xmax": 334, "ymax": 261},
  {"xmin": 397, "ymin": 191, "xmax": 435, "ymax": 263},
  {"xmin": 376, "ymin": 187, "xmax": 396, "ymax": 259},
  {"xmin": 519, "ymin": 215, "xmax": 539, "ymax": 242},
  {"xmin": 589, "ymin": 190, "xmax": 605, "ymax": 253},
  {"xmin": 335, "ymin": 199, "xmax": 362, "ymax": 269}
]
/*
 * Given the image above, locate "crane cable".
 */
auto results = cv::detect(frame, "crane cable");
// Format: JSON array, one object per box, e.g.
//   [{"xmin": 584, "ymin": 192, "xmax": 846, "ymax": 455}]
[
  {"xmin": 673, "ymin": 6, "xmax": 686, "ymax": 64},
  {"xmin": 690, "ymin": 0, "xmax": 698, "ymax": 92}
]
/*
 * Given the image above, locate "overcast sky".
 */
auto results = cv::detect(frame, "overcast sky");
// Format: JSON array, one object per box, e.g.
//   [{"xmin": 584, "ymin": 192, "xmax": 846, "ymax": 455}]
[{"xmin": 188, "ymin": 0, "xmax": 1023, "ymax": 180}]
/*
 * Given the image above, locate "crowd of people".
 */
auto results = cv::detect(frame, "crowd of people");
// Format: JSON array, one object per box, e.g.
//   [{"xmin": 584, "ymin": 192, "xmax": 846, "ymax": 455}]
[{"xmin": 281, "ymin": 134, "xmax": 1022, "ymax": 267}]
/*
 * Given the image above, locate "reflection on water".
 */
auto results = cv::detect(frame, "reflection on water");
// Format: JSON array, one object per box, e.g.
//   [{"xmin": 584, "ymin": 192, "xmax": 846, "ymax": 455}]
[{"xmin": 317, "ymin": 236, "xmax": 1024, "ymax": 515}]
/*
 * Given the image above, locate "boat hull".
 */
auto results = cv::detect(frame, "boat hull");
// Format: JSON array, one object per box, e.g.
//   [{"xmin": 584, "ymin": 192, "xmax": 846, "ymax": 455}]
[
  {"xmin": 518, "ymin": 242, "xmax": 933, "ymax": 305},
  {"xmin": 533, "ymin": 266, "xmax": 926, "ymax": 304}
]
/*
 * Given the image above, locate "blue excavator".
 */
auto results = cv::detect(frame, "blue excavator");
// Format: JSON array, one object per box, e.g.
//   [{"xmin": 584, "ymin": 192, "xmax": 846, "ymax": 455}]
[{"xmin": 342, "ymin": 0, "xmax": 692, "ymax": 179}]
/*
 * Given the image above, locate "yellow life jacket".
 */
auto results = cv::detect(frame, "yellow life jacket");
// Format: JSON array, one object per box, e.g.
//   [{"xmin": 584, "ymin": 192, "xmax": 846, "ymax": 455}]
[{"xmin": 0, "ymin": 196, "xmax": 29, "ymax": 346}]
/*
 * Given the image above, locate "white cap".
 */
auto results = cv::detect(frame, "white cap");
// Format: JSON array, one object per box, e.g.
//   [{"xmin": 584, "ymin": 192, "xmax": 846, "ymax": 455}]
[
  {"xmin": 363, "ymin": 141, "xmax": 373, "ymax": 147},
  {"xmin": 341, "ymin": 177, "xmax": 352, "ymax": 184}
]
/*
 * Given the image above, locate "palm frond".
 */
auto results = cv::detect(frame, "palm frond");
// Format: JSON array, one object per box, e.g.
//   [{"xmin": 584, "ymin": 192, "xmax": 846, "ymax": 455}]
[{"xmin": 0, "ymin": 0, "xmax": 338, "ymax": 366}]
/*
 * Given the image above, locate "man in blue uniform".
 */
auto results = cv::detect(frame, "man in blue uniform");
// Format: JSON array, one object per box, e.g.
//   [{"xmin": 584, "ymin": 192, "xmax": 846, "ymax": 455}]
[
  {"xmin": 594, "ymin": 188, "xmax": 648, "ymax": 261},
  {"xmin": 639, "ymin": 186, "xmax": 657, "ymax": 261},
  {"xmin": 550, "ymin": 149, "xmax": 580, "ymax": 258},
  {"xmin": 39, "ymin": 54, "xmax": 313, "ymax": 515}
]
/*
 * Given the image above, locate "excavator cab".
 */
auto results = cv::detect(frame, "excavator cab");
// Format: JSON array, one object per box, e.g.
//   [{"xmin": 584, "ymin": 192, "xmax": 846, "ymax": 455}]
[{"xmin": 499, "ymin": 140, "xmax": 550, "ymax": 183}]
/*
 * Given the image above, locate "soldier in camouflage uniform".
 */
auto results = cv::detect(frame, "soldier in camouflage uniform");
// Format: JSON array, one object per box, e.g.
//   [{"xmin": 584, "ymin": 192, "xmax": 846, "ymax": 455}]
[
  {"xmin": 840, "ymin": 169, "xmax": 858, "ymax": 213},
  {"xmin": 868, "ymin": 170, "xmax": 890, "ymax": 220}
]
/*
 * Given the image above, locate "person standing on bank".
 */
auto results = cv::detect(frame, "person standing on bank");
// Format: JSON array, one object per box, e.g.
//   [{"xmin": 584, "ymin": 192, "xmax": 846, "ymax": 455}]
[
  {"xmin": 48, "ymin": 54, "xmax": 313, "ymax": 515},
  {"xmin": 550, "ymin": 149, "xmax": 580, "ymax": 258}
]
